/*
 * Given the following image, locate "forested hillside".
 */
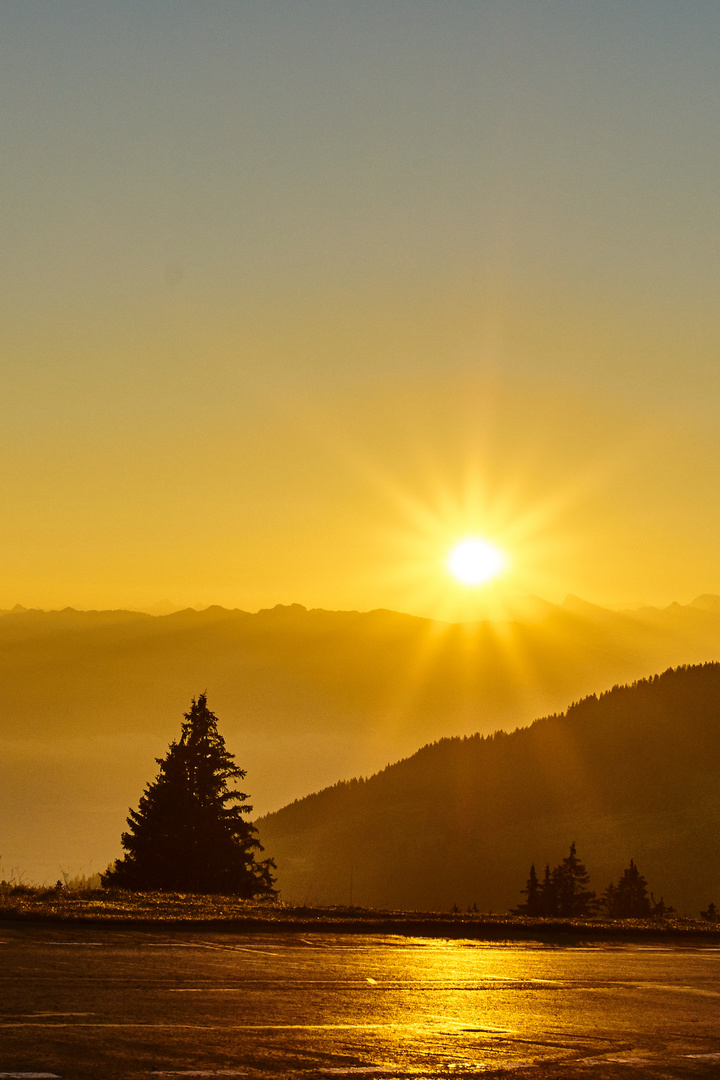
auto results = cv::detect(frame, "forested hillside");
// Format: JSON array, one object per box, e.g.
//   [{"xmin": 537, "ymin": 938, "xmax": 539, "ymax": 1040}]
[
  {"xmin": 2, "ymin": 598, "xmax": 720, "ymax": 883},
  {"xmin": 258, "ymin": 664, "xmax": 720, "ymax": 915}
]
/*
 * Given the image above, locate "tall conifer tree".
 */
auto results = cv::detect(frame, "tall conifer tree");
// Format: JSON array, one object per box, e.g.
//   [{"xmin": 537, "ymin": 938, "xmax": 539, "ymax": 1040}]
[{"xmin": 102, "ymin": 695, "xmax": 276, "ymax": 896}]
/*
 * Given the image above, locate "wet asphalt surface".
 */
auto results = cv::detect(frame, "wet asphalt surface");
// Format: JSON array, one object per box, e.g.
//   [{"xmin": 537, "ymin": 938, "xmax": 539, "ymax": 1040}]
[{"xmin": 1, "ymin": 927, "xmax": 720, "ymax": 1079}]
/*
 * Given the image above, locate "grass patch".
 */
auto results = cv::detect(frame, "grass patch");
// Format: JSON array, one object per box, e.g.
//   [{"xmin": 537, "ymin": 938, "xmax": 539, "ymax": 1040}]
[{"xmin": 1, "ymin": 883, "xmax": 720, "ymax": 942}]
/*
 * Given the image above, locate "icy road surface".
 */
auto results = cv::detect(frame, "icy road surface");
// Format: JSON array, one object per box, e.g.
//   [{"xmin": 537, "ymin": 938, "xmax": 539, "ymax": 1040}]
[{"xmin": 1, "ymin": 927, "xmax": 720, "ymax": 1078}]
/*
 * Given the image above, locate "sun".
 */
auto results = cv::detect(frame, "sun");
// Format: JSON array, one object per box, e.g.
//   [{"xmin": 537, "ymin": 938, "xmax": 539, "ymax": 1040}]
[{"xmin": 447, "ymin": 537, "xmax": 506, "ymax": 586}]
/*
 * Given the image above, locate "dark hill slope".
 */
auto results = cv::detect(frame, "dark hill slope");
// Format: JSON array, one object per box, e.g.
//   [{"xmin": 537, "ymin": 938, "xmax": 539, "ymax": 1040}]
[
  {"xmin": 3, "ymin": 599, "xmax": 720, "ymax": 883},
  {"xmin": 258, "ymin": 664, "xmax": 720, "ymax": 915}
]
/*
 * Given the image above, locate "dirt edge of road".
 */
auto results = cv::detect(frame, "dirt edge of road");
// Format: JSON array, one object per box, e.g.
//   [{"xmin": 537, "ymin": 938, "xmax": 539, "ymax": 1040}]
[{"xmin": 2, "ymin": 891, "xmax": 720, "ymax": 944}]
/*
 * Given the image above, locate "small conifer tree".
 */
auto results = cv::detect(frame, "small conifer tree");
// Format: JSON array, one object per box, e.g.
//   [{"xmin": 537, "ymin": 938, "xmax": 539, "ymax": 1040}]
[
  {"xmin": 513, "ymin": 863, "xmax": 541, "ymax": 915},
  {"xmin": 554, "ymin": 842, "xmax": 595, "ymax": 916},
  {"xmin": 601, "ymin": 881, "xmax": 618, "ymax": 916},
  {"xmin": 650, "ymin": 893, "xmax": 675, "ymax": 918},
  {"xmin": 700, "ymin": 901, "xmax": 718, "ymax": 922},
  {"xmin": 602, "ymin": 859, "xmax": 651, "ymax": 918},
  {"xmin": 538, "ymin": 862, "xmax": 557, "ymax": 916},
  {"xmin": 102, "ymin": 695, "xmax": 276, "ymax": 896}
]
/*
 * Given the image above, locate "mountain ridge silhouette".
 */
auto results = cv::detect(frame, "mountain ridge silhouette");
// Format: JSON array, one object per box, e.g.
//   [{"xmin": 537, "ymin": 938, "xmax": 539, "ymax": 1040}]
[
  {"xmin": 258, "ymin": 662, "xmax": 720, "ymax": 915},
  {"xmin": 1, "ymin": 595, "xmax": 719, "ymax": 884}
]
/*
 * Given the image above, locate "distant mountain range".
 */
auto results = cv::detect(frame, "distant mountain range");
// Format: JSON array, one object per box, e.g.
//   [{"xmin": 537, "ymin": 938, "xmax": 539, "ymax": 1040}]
[
  {"xmin": 259, "ymin": 663, "xmax": 720, "ymax": 916},
  {"xmin": 1, "ymin": 595, "xmax": 720, "ymax": 884}
]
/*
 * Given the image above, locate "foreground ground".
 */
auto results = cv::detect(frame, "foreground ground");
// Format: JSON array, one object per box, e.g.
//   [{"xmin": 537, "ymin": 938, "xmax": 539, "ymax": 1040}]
[
  {"xmin": 2, "ymin": 889, "xmax": 720, "ymax": 944},
  {"xmin": 2, "ymin": 925, "xmax": 720, "ymax": 1079}
]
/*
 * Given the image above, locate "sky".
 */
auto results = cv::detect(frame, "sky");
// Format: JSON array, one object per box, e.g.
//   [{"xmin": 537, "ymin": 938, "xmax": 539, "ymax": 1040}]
[{"xmin": 1, "ymin": 0, "xmax": 719, "ymax": 619}]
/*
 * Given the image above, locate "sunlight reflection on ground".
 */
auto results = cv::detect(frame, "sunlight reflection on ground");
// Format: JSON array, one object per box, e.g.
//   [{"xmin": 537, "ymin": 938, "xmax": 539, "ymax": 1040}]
[{"xmin": 3, "ymin": 931, "xmax": 720, "ymax": 1076}]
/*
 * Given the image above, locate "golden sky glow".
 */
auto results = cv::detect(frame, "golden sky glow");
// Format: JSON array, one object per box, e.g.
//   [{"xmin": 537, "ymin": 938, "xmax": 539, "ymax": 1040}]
[{"xmin": 1, "ymin": 3, "xmax": 720, "ymax": 616}]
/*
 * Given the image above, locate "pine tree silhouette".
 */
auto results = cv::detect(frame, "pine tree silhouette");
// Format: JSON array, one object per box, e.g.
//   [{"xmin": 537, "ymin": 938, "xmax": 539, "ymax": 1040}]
[
  {"xmin": 538, "ymin": 862, "xmax": 556, "ymax": 916},
  {"xmin": 513, "ymin": 863, "xmax": 541, "ymax": 915},
  {"xmin": 554, "ymin": 842, "xmax": 595, "ymax": 916},
  {"xmin": 102, "ymin": 694, "xmax": 276, "ymax": 896},
  {"xmin": 602, "ymin": 859, "xmax": 651, "ymax": 917}
]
